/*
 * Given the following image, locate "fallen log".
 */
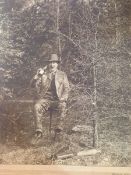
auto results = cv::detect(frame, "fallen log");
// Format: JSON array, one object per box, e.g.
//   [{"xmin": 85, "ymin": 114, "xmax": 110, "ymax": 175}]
[
  {"xmin": 77, "ymin": 149, "xmax": 101, "ymax": 156},
  {"xmin": 57, "ymin": 153, "xmax": 74, "ymax": 160},
  {"xmin": 53, "ymin": 149, "xmax": 101, "ymax": 160}
]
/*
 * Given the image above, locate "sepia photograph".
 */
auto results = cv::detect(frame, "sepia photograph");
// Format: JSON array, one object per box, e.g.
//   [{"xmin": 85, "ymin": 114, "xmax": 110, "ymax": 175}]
[{"xmin": 0, "ymin": 0, "xmax": 131, "ymax": 174}]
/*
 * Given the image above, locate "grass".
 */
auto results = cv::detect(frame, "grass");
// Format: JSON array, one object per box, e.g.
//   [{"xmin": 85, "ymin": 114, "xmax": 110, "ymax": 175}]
[{"xmin": 0, "ymin": 109, "xmax": 131, "ymax": 166}]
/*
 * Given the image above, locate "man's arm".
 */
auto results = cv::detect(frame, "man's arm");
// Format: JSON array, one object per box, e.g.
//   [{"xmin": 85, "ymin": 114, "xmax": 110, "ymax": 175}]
[
  {"xmin": 30, "ymin": 68, "xmax": 44, "ymax": 88},
  {"xmin": 30, "ymin": 75, "xmax": 38, "ymax": 88},
  {"xmin": 61, "ymin": 73, "xmax": 70, "ymax": 102}
]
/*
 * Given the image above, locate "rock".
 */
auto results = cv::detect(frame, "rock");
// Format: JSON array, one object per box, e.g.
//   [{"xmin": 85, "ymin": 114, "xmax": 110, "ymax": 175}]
[
  {"xmin": 72, "ymin": 125, "xmax": 92, "ymax": 132},
  {"xmin": 57, "ymin": 153, "xmax": 74, "ymax": 160},
  {"xmin": 77, "ymin": 149, "xmax": 101, "ymax": 156},
  {"xmin": 79, "ymin": 141, "xmax": 88, "ymax": 147}
]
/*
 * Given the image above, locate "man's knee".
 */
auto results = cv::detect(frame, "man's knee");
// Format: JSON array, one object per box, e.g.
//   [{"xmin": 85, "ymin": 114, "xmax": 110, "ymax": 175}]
[
  {"xmin": 34, "ymin": 102, "xmax": 40, "ymax": 109},
  {"xmin": 34, "ymin": 100, "xmax": 48, "ymax": 113},
  {"xmin": 34, "ymin": 102, "xmax": 42, "ymax": 114}
]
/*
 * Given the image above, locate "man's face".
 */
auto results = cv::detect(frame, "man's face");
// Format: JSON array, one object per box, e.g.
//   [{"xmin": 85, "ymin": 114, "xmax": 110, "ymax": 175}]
[{"xmin": 48, "ymin": 61, "xmax": 58, "ymax": 72}]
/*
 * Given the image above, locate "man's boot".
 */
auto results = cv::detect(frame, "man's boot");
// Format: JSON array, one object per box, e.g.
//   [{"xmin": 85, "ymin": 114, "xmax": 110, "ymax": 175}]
[
  {"xmin": 31, "ymin": 131, "xmax": 42, "ymax": 145},
  {"xmin": 35, "ymin": 131, "xmax": 42, "ymax": 138}
]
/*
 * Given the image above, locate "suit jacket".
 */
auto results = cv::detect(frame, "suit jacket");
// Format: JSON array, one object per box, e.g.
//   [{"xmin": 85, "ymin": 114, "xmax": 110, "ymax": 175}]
[{"xmin": 31, "ymin": 69, "xmax": 70, "ymax": 101}]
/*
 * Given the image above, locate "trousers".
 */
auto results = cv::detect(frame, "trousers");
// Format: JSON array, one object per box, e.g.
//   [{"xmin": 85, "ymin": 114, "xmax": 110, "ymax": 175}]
[{"xmin": 34, "ymin": 99, "xmax": 67, "ymax": 133}]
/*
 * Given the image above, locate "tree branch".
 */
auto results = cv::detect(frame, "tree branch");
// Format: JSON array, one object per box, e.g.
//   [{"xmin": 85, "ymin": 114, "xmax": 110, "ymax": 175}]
[{"xmin": 49, "ymin": 30, "xmax": 85, "ymax": 54}]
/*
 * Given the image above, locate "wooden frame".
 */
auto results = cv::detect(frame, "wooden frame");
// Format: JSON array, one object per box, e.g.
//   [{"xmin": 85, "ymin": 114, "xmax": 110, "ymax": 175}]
[{"xmin": 0, "ymin": 166, "xmax": 131, "ymax": 175}]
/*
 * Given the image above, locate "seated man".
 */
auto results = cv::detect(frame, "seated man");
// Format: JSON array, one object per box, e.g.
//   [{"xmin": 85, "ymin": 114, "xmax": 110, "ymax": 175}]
[{"xmin": 30, "ymin": 54, "xmax": 70, "ymax": 140}]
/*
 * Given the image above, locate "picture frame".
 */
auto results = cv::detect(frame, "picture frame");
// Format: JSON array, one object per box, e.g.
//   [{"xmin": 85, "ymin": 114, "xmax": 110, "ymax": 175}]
[{"xmin": 0, "ymin": 0, "xmax": 130, "ymax": 174}]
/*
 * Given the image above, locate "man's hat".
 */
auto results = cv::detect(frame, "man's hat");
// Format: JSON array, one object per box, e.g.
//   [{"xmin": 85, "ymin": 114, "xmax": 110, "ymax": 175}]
[{"xmin": 47, "ymin": 54, "xmax": 60, "ymax": 63}]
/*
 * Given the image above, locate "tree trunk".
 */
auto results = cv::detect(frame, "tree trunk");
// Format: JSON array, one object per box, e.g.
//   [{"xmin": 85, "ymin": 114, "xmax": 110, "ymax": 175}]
[
  {"xmin": 114, "ymin": 0, "xmax": 122, "ymax": 47},
  {"xmin": 56, "ymin": 0, "xmax": 61, "ymax": 59}
]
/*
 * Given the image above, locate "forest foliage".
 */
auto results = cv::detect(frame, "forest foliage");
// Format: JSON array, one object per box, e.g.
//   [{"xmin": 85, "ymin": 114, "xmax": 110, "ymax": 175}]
[{"xmin": 0, "ymin": 0, "xmax": 131, "ymax": 115}]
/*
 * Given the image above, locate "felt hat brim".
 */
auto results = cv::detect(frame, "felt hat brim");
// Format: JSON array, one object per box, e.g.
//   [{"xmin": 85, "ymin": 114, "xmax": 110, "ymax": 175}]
[{"xmin": 45, "ymin": 54, "xmax": 61, "ymax": 63}]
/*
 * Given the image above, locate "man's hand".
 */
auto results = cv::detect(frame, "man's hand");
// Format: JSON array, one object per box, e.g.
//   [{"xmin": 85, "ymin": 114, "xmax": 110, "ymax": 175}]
[
  {"xmin": 33, "ymin": 68, "xmax": 44, "ymax": 80},
  {"xmin": 37, "ymin": 68, "xmax": 44, "ymax": 76}
]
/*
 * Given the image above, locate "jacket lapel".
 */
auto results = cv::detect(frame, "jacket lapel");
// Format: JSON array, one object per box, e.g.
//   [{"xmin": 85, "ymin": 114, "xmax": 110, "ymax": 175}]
[{"xmin": 55, "ymin": 70, "xmax": 63, "ymax": 99}]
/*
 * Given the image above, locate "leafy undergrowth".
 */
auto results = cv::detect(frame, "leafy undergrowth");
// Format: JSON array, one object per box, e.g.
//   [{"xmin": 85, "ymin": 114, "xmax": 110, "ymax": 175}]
[{"xmin": 0, "ymin": 111, "xmax": 131, "ymax": 166}]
